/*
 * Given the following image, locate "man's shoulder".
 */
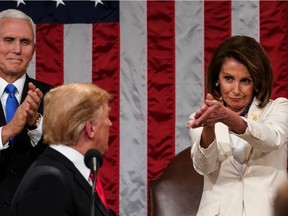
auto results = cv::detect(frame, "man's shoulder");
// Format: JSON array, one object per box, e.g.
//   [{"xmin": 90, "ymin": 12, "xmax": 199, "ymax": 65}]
[{"xmin": 26, "ymin": 75, "xmax": 54, "ymax": 93}]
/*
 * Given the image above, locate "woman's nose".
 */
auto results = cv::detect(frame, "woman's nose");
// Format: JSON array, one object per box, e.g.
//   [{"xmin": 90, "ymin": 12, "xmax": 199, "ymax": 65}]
[{"xmin": 232, "ymin": 83, "xmax": 241, "ymax": 94}]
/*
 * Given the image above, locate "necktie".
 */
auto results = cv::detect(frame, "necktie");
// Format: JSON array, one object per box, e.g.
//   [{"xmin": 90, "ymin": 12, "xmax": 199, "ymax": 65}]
[
  {"xmin": 89, "ymin": 172, "xmax": 108, "ymax": 209},
  {"xmin": 5, "ymin": 84, "xmax": 19, "ymax": 123},
  {"xmin": 5, "ymin": 84, "xmax": 19, "ymax": 145}
]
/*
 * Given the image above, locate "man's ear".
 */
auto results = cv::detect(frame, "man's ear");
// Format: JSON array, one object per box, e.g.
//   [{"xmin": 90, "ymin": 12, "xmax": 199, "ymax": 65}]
[{"xmin": 84, "ymin": 121, "xmax": 95, "ymax": 139}]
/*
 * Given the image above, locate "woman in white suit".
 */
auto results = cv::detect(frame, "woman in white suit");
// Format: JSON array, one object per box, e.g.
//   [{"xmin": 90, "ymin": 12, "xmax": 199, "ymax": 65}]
[{"xmin": 187, "ymin": 35, "xmax": 288, "ymax": 216}]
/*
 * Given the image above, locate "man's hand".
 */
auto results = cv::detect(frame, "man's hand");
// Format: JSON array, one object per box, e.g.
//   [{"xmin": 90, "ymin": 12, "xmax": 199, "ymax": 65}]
[
  {"xmin": 25, "ymin": 82, "xmax": 43, "ymax": 126},
  {"xmin": 2, "ymin": 100, "xmax": 30, "ymax": 143},
  {"xmin": 1, "ymin": 82, "xmax": 43, "ymax": 144}
]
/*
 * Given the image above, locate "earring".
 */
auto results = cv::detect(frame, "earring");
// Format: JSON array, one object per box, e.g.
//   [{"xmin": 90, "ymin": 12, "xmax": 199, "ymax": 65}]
[{"xmin": 215, "ymin": 82, "xmax": 219, "ymax": 87}]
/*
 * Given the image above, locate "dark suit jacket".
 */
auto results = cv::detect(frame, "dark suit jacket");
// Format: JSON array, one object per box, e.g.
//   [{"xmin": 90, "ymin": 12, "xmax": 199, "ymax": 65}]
[
  {"xmin": 10, "ymin": 147, "xmax": 115, "ymax": 216},
  {"xmin": 0, "ymin": 75, "xmax": 52, "ymax": 215}
]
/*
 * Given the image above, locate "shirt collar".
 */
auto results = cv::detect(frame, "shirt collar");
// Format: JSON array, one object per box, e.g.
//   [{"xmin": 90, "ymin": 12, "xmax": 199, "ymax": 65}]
[
  {"xmin": 0, "ymin": 74, "xmax": 26, "ymax": 97},
  {"xmin": 50, "ymin": 144, "xmax": 91, "ymax": 181}
]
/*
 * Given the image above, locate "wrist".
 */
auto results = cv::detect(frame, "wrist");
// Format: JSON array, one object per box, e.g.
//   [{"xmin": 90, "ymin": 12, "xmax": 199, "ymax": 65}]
[{"xmin": 27, "ymin": 114, "xmax": 42, "ymax": 130}]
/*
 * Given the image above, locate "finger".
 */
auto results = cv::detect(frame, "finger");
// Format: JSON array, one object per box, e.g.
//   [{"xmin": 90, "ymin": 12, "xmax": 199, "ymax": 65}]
[
  {"xmin": 192, "ymin": 98, "xmax": 212, "ymax": 121},
  {"xmin": 26, "ymin": 101, "xmax": 38, "ymax": 115},
  {"xmin": 186, "ymin": 121, "xmax": 193, "ymax": 129},
  {"xmin": 28, "ymin": 82, "xmax": 36, "ymax": 91},
  {"xmin": 200, "ymin": 103, "xmax": 209, "ymax": 111},
  {"xmin": 206, "ymin": 93, "xmax": 214, "ymax": 100},
  {"xmin": 194, "ymin": 109, "xmax": 203, "ymax": 119},
  {"xmin": 194, "ymin": 111, "xmax": 210, "ymax": 126},
  {"xmin": 186, "ymin": 120, "xmax": 202, "ymax": 129},
  {"xmin": 205, "ymin": 99, "xmax": 216, "ymax": 106},
  {"xmin": 26, "ymin": 108, "xmax": 35, "ymax": 118},
  {"xmin": 27, "ymin": 90, "xmax": 41, "ymax": 104},
  {"xmin": 24, "ymin": 96, "xmax": 39, "ymax": 117},
  {"xmin": 191, "ymin": 121, "xmax": 208, "ymax": 128},
  {"xmin": 34, "ymin": 88, "xmax": 43, "ymax": 99},
  {"xmin": 28, "ymin": 83, "xmax": 43, "ymax": 100}
]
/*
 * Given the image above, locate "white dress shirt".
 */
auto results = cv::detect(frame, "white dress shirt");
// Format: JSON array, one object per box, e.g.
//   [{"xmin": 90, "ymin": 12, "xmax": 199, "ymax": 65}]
[{"xmin": 50, "ymin": 144, "xmax": 91, "ymax": 184}]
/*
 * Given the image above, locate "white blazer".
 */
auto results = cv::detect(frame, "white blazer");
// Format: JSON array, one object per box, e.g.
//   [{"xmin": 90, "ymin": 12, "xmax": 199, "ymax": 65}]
[{"xmin": 189, "ymin": 97, "xmax": 288, "ymax": 216}]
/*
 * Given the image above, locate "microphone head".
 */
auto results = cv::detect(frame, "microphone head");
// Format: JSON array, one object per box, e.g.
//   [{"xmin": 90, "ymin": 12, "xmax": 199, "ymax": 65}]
[{"xmin": 84, "ymin": 149, "xmax": 103, "ymax": 171}]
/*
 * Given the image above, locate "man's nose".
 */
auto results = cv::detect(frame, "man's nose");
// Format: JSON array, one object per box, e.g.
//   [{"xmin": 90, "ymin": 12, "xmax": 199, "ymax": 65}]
[{"xmin": 11, "ymin": 41, "xmax": 21, "ymax": 54}]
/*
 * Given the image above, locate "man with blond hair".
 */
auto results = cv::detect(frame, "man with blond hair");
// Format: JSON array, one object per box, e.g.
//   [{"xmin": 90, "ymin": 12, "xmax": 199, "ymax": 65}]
[{"xmin": 11, "ymin": 83, "xmax": 116, "ymax": 216}]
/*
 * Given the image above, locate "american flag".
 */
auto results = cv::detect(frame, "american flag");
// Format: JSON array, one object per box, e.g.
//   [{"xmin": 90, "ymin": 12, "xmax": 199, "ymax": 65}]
[{"xmin": 1, "ymin": 1, "xmax": 288, "ymax": 215}]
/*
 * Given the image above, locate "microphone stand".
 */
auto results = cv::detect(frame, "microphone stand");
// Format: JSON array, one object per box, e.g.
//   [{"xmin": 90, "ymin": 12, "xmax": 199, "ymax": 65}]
[
  {"xmin": 90, "ymin": 158, "xmax": 97, "ymax": 216},
  {"xmin": 84, "ymin": 149, "xmax": 103, "ymax": 216}
]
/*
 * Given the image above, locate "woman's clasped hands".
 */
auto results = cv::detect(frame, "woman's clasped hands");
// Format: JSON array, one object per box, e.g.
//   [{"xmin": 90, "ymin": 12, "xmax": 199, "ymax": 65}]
[{"xmin": 186, "ymin": 93, "xmax": 227, "ymax": 129}]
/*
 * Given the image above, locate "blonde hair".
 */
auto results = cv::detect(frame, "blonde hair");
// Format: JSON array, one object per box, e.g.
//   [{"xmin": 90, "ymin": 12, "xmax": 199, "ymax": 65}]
[{"xmin": 43, "ymin": 83, "xmax": 112, "ymax": 145}]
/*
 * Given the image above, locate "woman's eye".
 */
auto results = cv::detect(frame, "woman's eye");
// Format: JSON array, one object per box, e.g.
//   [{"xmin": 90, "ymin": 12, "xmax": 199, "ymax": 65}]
[
  {"xmin": 224, "ymin": 76, "xmax": 233, "ymax": 81},
  {"xmin": 241, "ymin": 79, "xmax": 253, "ymax": 84}
]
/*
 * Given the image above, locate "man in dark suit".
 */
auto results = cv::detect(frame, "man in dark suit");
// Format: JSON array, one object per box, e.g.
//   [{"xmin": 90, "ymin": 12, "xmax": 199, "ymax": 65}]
[
  {"xmin": 0, "ymin": 9, "xmax": 52, "ymax": 216},
  {"xmin": 10, "ymin": 83, "xmax": 116, "ymax": 216}
]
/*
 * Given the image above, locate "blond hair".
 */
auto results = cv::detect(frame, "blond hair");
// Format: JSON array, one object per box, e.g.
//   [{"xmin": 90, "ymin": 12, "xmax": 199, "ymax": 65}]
[{"xmin": 43, "ymin": 83, "xmax": 112, "ymax": 145}]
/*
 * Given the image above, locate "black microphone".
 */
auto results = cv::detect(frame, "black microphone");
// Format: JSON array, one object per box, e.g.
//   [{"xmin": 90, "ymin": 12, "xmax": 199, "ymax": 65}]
[
  {"xmin": 84, "ymin": 149, "xmax": 103, "ymax": 172},
  {"xmin": 84, "ymin": 149, "xmax": 103, "ymax": 216}
]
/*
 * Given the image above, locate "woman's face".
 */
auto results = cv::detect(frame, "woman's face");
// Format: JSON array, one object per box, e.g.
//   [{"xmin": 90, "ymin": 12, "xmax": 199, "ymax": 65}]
[{"xmin": 218, "ymin": 57, "xmax": 254, "ymax": 114}]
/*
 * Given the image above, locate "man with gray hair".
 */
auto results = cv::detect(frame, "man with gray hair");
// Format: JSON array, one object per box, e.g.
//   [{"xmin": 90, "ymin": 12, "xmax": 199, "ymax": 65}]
[{"xmin": 0, "ymin": 9, "xmax": 52, "ymax": 215}]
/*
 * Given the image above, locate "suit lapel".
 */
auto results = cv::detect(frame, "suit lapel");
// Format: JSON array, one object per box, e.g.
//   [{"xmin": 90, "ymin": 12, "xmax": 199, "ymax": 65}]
[
  {"xmin": 216, "ymin": 122, "xmax": 249, "ymax": 174},
  {"xmin": 46, "ymin": 147, "xmax": 110, "ymax": 216},
  {"xmin": 21, "ymin": 75, "xmax": 30, "ymax": 104},
  {"xmin": 73, "ymin": 165, "xmax": 110, "ymax": 216},
  {"xmin": 242, "ymin": 98, "xmax": 266, "ymax": 163},
  {"xmin": 94, "ymin": 192, "xmax": 111, "ymax": 216},
  {"xmin": 215, "ymin": 123, "xmax": 239, "ymax": 170},
  {"xmin": 0, "ymin": 102, "xmax": 6, "ymax": 126},
  {"xmin": 46, "ymin": 148, "xmax": 92, "ymax": 194}
]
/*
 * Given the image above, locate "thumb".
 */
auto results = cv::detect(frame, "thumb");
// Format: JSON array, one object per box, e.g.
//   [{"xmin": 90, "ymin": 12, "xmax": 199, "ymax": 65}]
[{"xmin": 206, "ymin": 93, "xmax": 214, "ymax": 101}]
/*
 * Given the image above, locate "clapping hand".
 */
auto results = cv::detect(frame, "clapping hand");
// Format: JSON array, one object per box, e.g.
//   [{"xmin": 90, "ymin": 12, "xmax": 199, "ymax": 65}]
[{"xmin": 187, "ymin": 93, "xmax": 226, "ymax": 128}]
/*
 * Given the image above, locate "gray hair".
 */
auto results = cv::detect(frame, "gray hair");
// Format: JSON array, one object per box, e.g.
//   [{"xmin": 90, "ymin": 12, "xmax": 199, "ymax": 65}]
[{"xmin": 0, "ymin": 9, "xmax": 36, "ymax": 42}]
